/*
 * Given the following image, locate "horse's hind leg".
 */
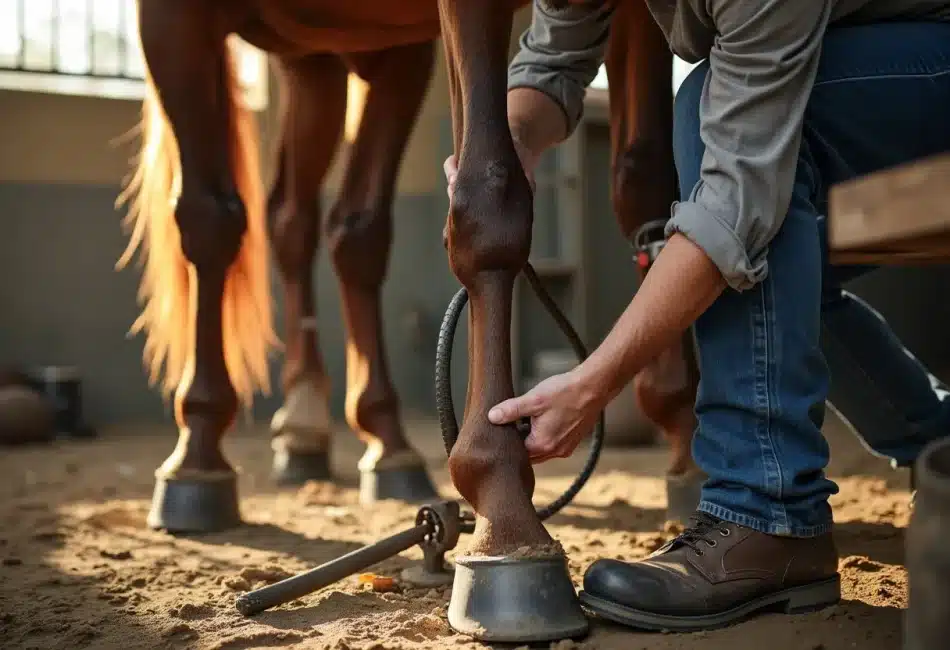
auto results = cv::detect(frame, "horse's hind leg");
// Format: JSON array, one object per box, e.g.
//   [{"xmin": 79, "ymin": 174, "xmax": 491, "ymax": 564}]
[
  {"xmin": 606, "ymin": 0, "xmax": 702, "ymax": 524},
  {"xmin": 268, "ymin": 54, "xmax": 348, "ymax": 485},
  {"xmin": 328, "ymin": 42, "xmax": 439, "ymax": 503},
  {"xmin": 136, "ymin": 0, "xmax": 257, "ymax": 532}
]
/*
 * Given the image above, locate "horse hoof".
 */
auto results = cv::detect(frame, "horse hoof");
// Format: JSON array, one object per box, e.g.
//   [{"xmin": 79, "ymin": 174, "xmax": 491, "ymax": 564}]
[
  {"xmin": 147, "ymin": 473, "xmax": 241, "ymax": 533},
  {"xmin": 271, "ymin": 447, "xmax": 332, "ymax": 486},
  {"xmin": 448, "ymin": 554, "xmax": 589, "ymax": 642},
  {"xmin": 665, "ymin": 467, "xmax": 706, "ymax": 524},
  {"xmin": 359, "ymin": 465, "xmax": 439, "ymax": 504}
]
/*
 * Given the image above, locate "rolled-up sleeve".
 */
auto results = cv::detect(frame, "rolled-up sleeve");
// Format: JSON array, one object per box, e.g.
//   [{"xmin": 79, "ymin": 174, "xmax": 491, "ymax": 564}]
[
  {"xmin": 507, "ymin": 1, "xmax": 614, "ymax": 137},
  {"xmin": 665, "ymin": 1, "xmax": 834, "ymax": 291}
]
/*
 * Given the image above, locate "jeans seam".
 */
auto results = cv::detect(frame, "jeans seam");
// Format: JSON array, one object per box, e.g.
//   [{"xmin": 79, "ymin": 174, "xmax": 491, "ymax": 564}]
[
  {"xmin": 813, "ymin": 67, "xmax": 950, "ymax": 88},
  {"xmin": 697, "ymin": 501, "xmax": 832, "ymax": 537},
  {"xmin": 822, "ymin": 293, "xmax": 931, "ymax": 439},
  {"xmin": 753, "ymin": 277, "xmax": 789, "ymax": 530}
]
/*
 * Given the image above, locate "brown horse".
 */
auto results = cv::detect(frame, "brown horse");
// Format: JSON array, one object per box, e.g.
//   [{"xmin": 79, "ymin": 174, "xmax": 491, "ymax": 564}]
[
  {"xmin": 118, "ymin": 0, "xmax": 527, "ymax": 533},
  {"xmin": 603, "ymin": 1, "xmax": 701, "ymax": 523},
  {"xmin": 436, "ymin": 0, "xmax": 696, "ymax": 561},
  {"xmin": 119, "ymin": 0, "xmax": 696, "ymax": 534}
]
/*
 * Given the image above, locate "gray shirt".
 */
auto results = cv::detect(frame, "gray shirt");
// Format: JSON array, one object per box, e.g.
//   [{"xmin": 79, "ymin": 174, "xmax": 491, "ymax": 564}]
[{"xmin": 509, "ymin": 0, "xmax": 950, "ymax": 290}]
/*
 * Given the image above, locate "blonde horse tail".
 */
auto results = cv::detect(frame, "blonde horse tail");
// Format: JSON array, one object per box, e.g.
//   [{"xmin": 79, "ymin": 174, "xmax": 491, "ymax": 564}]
[{"xmin": 117, "ymin": 41, "xmax": 275, "ymax": 408}]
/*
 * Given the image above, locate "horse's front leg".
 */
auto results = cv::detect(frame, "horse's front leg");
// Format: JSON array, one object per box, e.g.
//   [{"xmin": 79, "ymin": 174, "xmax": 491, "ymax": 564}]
[
  {"xmin": 440, "ymin": 0, "xmax": 545, "ymax": 558},
  {"xmin": 438, "ymin": 0, "xmax": 587, "ymax": 642},
  {"xmin": 328, "ymin": 42, "xmax": 439, "ymax": 503},
  {"xmin": 268, "ymin": 54, "xmax": 348, "ymax": 485},
  {"xmin": 605, "ymin": 0, "xmax": 702, "ymax": 523}
]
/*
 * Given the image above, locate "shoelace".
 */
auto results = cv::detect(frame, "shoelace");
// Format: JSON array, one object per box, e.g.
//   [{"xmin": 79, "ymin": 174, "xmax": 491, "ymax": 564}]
[{"xmin": 676, "ymin": 512, "xmax": 732, "ymax": 556}]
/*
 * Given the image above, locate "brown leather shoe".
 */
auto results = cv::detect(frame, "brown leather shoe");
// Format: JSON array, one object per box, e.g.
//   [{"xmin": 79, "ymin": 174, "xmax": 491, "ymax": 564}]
[{"xmin": 579, "ymin": 512, "xmax": 840, "ymax": 632}]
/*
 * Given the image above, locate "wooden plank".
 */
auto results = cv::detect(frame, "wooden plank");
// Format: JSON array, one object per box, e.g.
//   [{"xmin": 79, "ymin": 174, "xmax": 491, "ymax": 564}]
[
  {"xmin": 828, "ymin": 152, "xmax": 950, "ymax": 259},
  {"xmin": 830, "ymin": 249, "xmax": 950, "ymax": 266}
]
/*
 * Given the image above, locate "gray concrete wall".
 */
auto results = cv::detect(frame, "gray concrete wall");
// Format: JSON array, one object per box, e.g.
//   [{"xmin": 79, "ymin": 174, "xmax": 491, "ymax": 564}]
[{"xmin": 0, "ymin": 182, "xmax": 460, "ymax": 426}]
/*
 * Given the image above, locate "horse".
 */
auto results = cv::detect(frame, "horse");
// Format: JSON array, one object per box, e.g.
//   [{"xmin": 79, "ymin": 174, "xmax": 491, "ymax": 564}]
[
  {"xmin": 434, "ymin": 0, "xmax": 693, "ymax": 559},
  {"xmin": 120, "ymin": 0, "xmax": 696, "ymax": 533}
]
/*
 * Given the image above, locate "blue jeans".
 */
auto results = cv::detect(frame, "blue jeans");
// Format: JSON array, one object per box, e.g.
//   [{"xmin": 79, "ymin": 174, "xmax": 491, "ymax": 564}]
[{"xmin": 673, "ymin": 22, "xmax": 950, "ymax": 537}]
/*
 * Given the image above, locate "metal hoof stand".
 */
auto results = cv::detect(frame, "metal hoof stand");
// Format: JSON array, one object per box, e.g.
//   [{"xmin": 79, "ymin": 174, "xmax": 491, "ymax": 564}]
[
  {"xmin": 237, "ymin": 263, "xmax": 606, "ymax": 642},
  {"xmin": 235, "ymin": 500, "xmax": 466, "ymax": 616}
]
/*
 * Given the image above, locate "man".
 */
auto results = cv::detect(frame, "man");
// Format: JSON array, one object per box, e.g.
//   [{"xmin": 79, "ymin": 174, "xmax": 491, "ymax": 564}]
[{"xmin": 444, "ymin": 0, "xmax": 950, "ymax": 633}]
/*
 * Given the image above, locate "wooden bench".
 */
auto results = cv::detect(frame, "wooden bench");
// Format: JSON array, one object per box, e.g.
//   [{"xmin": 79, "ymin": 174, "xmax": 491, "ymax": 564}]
[{"xmin": 829, "ymin": 152, "xmax": 950, "ymax": 265}]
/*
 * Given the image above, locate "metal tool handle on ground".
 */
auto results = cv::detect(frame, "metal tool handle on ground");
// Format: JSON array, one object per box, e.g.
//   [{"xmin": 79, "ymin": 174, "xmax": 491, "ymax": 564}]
[{"xmin": 235, "ymin": 522, "xmax": 429, "ymax": 616}]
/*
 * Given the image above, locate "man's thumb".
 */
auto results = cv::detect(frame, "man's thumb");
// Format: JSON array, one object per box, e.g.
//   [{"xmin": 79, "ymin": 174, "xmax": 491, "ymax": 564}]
[{"xmin": 488, "ymin": 395, "xmax": 535, "ymax": 425}]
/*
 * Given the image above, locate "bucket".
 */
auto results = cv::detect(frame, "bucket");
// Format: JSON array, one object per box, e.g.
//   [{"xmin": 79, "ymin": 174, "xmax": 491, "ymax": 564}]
[
  {"xmin": 27, "ymin": 366, "xmax": 93, "ymax": 438},
  {"xmin": 905, "ymin": 436, "xmax": 950, "ymax": 649}
]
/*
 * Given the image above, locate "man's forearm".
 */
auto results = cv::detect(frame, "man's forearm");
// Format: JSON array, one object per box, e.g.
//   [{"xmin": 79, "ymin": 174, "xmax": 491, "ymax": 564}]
[
  {"xmin": 576, "ymin": 234, "xmax": 726, "ymax": 404},
  {"xmin": 507, "ymin": 87, "xmax": 569, "ymax": 166}
]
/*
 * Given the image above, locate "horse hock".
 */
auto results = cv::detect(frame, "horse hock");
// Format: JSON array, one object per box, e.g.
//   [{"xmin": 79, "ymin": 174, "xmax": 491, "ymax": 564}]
[{"xmin": 905, "ymin": 436, "xmax": 950, "ymax": 649}]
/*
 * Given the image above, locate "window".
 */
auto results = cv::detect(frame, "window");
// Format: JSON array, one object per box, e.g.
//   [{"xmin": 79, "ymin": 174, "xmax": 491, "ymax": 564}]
[
  {"xmin": 588, "ymin": 58, "xmax": 701, "ymax": 95},
  {"xmin": 0, "ymin": 0, "xmax": 267, "ymax": 110}
]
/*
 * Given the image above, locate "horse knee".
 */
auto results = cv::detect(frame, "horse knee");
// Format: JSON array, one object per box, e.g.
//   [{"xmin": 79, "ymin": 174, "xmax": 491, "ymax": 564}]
[
  {"xmin": 447, "ymin": 160, "xmax": 533, "ymax": 286},
  {"xmin": 612, "ymin": 135, "xmax": 678, "ymax": 242},
  {"xmin": 268, "ymin": 198, "xmax": 321, "ymax": 278},
  {"xmin": 176, "ymin": 190, "xmax": 247, "ymax": 271},
  {"xmin": 326, "ymin": 204, "xmax": 392, "ymax": 289}
]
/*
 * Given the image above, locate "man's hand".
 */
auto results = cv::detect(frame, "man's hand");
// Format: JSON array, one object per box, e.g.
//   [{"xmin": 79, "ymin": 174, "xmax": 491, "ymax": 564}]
[{"xmin": 488, "ymin": 367, "xmax": 603, "ymax": 463}]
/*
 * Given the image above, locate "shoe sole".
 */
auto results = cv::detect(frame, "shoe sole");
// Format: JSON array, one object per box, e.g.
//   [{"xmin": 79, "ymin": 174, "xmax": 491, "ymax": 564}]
[{"xmin": 578, "ymin": 575, "xmax": 840, "ymax": 632}]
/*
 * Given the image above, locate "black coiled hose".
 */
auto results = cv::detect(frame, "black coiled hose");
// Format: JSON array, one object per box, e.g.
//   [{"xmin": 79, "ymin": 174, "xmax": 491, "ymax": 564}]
[{"xmin": 434, "ymin": 263, "xmax": 605, "ymax": 521}]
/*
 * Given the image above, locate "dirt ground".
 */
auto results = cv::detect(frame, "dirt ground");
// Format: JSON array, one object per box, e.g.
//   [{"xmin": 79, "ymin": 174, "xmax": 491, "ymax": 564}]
[{"xmin": 0, "ymin": 413, "xmax": 912, "ymax": 650}]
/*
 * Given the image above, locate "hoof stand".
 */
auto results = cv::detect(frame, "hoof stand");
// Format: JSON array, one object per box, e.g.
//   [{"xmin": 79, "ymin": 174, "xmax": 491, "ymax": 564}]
[
  {"xmin": 447, "ymin": 554, "xmax": 589, "ymax": 643},
  {"xmin": 271, "ymin": 448, "xmax": 332, "ymax": 486},
  {"xmin": 400, "ymin": 563, "xmax": 455, "ymax": 588},
  {"xmin": 147, "ymin": 474, "xmax": 242, "ymax": 533},
  {"xmin": 359, "ymin": 465, "xmax": 439, "ymax": 504}
]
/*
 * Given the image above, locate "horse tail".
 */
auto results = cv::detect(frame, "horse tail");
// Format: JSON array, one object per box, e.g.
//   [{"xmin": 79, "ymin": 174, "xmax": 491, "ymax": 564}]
[{"xmin": 117, "ymin": 40, "xmax": 275, "ymax": 408}]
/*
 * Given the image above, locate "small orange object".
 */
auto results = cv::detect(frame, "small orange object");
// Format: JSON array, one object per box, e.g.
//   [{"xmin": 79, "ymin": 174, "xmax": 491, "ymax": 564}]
[
  {"xmin": 357, "ymin": 573, "xmax": 397, "ymax": 592},
  {"xmin": 371, "ymin": 576, "xmax": 397, "ymax": 593}
]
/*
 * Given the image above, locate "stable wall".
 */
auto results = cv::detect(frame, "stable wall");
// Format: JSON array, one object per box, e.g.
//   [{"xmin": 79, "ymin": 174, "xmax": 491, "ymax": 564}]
[
  {"xmin": 3, "ymin": 5, "xmax": 950, "ymax": 430},
  {"xmin": 0, "ymin": 7, "xmax": 533, "ymax": 427}
]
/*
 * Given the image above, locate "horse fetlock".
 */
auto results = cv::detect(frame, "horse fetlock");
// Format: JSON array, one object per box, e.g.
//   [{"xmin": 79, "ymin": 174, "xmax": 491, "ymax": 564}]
[
  {"xmin": 327, "ymin": 206, "xmax": 391, "ymax": 287},
  {"xmin": 160, "ymin": 426, "xmax": 232, "ymax": 477},
  {"xmin": 448, "ymin": 420, "xmax": 534, "ymax": 510},
  {"xmin": 177, "ymin": 376, "xmax": 239, "ymax": 435},
  {"xmin": 447, "ymin": 163, "xmax": 532, "ymax": 284},
  {"xmin": 175, "ymin": 190, "xmax": 248, "ymax": 271}
]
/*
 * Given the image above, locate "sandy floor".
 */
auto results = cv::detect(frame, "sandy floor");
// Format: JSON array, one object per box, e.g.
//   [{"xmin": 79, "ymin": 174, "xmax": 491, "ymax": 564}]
[{"xmin": 0, "ymin": 413, "xmax": 913, "ymax": 650}]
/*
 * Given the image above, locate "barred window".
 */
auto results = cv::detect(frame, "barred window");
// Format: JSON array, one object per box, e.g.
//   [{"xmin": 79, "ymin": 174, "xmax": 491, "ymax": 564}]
[{"xmin": 0, "ymin": 0, "xmax": 268, "ymax": 109}]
